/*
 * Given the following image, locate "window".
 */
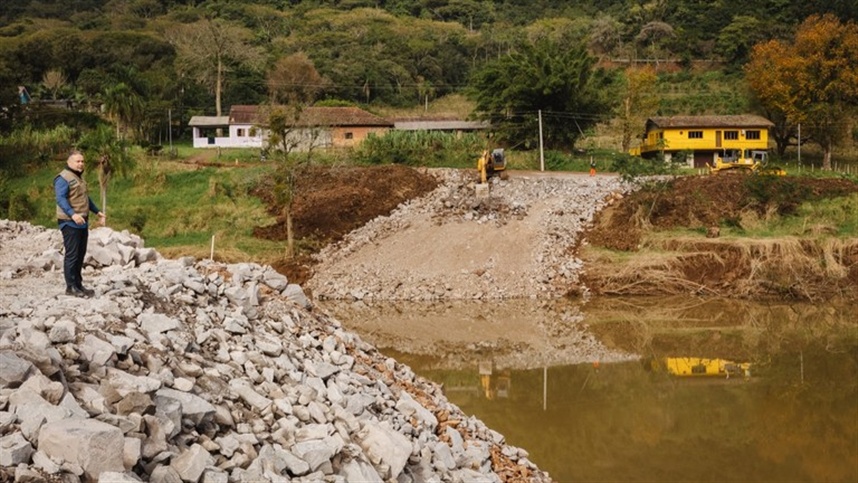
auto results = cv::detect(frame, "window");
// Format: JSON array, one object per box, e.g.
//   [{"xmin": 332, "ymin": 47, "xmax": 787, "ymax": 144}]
[
  {"xmin": 237, "ymin": 128, "xmax": 245, "ymax": 137},
  {"xmin": 688, "ymin": 131, "xmax": 703, "ymax": 139},
  {"xmin": 344, "ymin": 132, "xmax": 354, "ymax": 140},
  {"xmin": 724, "ymin": 131, "xmax": 738, "ymax": 140},
  {"xmin": 745, "ymin": 130, "xmax": 760, "ymax": 140}
]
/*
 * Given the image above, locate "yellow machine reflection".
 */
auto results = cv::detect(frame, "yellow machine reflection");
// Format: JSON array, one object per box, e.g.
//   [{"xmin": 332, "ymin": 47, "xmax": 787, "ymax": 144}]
[
  {"xmin": 479, "ymin": 361, "xmax": 511, "ymax": 400},
  {"xmin": 649, "ymin": 357, "xmax": 751, "ymax": 379}
]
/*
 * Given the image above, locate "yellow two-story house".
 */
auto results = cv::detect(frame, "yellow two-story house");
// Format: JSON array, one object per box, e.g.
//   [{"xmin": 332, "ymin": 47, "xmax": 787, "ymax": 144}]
[{"xmin": 630, "ymin": 115, "xmax": 774, "ymax": 168}]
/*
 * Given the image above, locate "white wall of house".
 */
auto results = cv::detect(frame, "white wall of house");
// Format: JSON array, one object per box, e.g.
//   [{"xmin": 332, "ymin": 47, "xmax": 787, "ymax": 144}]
[
  {"xmin": 192, "ymin": 123, "xmax": 264, "ymax": 149},
  {"xmin": 191, "ymin": 124, "xmax": 336, "ymax": 151}
]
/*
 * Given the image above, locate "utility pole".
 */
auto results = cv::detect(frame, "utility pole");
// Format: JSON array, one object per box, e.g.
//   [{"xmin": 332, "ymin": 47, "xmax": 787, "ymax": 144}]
[
  {"xmin": 538, "ymin": 110, "xmax": 544, "ymax": 172},
  {"xmin": 168, "ymin": 109, "xmax": 173, "ymax": 154},
  {"xmin": 797, "ymin": 123, "xmax": 801, "ymax": 172}
]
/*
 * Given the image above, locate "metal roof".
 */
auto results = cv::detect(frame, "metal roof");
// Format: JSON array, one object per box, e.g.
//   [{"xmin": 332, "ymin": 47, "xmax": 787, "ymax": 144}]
[
  {"xmin": 393, "ymin": 120, "xmax": 489, "ymax": 131},
  {"xmin": 646, "ymin": 115, "xmax": 774, "ymax": 129},
  {"xmin": 228, "ymin": 105, "xmax": 393, "ymax": 127},
  {"xmin": 188, "ymin": 116, "xmax": 230, "ymax": 127}
]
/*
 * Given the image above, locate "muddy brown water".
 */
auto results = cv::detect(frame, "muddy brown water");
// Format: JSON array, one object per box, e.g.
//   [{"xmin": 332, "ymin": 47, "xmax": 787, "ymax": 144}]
[{"xmin": 320, "ymin": 296, "xmax": 858, "ymax": 483}]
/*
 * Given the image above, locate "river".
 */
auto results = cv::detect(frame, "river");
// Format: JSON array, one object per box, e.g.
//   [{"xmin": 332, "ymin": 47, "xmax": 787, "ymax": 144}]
[{"xmin": 320, "ymin": 296, "xmax": 858, "ymax": 483}]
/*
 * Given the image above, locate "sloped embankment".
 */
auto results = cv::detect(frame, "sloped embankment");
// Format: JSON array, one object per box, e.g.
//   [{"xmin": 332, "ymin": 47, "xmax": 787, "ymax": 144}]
[
  {"xmin": 582, "ymin": 237, "xmax": 858, "ymax": 300},
  {"xmin": 582, "ymin": 174, "xmax": 858, "ymax": 301}
]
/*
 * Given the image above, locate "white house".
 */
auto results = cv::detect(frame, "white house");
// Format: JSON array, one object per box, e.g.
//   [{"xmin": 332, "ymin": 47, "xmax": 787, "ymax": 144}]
[{"xmin": 189, "ymin": 105, "xmax": 393, "ymax": 150}]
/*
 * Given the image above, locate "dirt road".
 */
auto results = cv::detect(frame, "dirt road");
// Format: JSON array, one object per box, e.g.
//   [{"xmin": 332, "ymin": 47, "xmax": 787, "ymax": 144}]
[{"xmin": 304, "ymin": 168, "xmax": 629, "ymax": 301}]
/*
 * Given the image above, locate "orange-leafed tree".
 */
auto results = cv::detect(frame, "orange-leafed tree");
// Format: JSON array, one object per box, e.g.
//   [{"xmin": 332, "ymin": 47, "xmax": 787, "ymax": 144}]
[{"xmin": 745, "ymin": 15, "xmax": 858, "ymax": 170}]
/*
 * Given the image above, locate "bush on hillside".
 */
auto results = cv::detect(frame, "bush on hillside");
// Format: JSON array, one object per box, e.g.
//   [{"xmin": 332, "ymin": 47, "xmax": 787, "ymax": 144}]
[{"xmin": 354, "ymin": 131, "xmax": 484, "ymax": 167}]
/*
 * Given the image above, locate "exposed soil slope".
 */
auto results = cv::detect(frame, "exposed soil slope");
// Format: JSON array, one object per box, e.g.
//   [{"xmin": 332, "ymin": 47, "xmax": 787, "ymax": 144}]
[
  {"xmin": 582, "ymin": 174, "xmax": 858, "ymax": 301},
  {"xmin": 254, "ymin": 168, "xmax": 858, "ymax": 302},
  {"xmin": 254, "ymin": 165, "xmax": 438, "ymax": 284}
]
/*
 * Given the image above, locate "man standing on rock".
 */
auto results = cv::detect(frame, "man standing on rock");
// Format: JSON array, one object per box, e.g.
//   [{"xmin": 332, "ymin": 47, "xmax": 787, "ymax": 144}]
[{"xmin": 54, "ymin": 150, "xmax": 105, "ymax": 297}]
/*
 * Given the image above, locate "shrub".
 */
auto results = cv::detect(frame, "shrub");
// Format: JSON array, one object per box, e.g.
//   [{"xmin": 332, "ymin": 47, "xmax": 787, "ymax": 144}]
[
  {"xmin": 7, "ymin": 192, "xmax": 36, "ymax": 220},
  {"xmin": 129, "ymin": 208, "xmax": 148, "ymax": 233},
  {"xmin": 744, "ymin": 175, "xmax": 810, "ymax": 216},
  {"xmin": 610, "ymin": 154, "xmax": 677, "ymax": 184},
  {"xmin": 354, "ymin": 131, "xmax": 484, "ymax": 168}
]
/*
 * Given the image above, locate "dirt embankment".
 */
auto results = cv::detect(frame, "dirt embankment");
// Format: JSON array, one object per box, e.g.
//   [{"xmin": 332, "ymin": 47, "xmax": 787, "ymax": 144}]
[
  {"xmin": 254, "ymin": 165, "xmax": 439, "ymax": 285},
  {"xmin": 581, "ymin": 174, "xmax": 858, "ymax": 301},
  {"xmin": 252, "ymin": 166, "xmax": 857, "ymax": 302}
]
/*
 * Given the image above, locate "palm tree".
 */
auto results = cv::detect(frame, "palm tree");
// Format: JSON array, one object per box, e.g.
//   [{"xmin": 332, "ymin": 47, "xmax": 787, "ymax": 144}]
[
  {"xmin": 102, "ymin": 83, "xmax": 143, "ymax": 139},
  {"xmin": 42, "ymin": 69, "xmax": 67, "ymax": 101},
  {"xmin": 79, "ymin": 124, "xmax": 135, "ymax": 217}
]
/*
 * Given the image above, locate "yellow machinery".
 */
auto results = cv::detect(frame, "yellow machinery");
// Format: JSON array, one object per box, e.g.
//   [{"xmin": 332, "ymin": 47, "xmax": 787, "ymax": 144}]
[
  {"xmin": 709, "ymin": 149, "xmax": 785, "ymax": 176},
  {"xmin": 477, "ymin": 148, "xmax": 507, "ymax": 183},
  {"xmin": 708, "ymin": 149, "xmax": 765, "ymax": 174},
  {"xmin": 479, "ymin": 361, "xmax": 511, "ymax": 400},
  {"xmin": 652, "ymin": 357, "xmax": 751, "ymax": 379}
]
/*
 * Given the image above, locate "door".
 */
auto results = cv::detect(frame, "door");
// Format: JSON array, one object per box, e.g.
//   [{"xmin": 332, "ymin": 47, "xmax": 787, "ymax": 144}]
[
  {"xmin": 693, "ymin": 151, "xmax": 712, "ymax": 168},
  {"xmin": 715, "ymin": 130, "xmax": 722, "ymax": 148}
]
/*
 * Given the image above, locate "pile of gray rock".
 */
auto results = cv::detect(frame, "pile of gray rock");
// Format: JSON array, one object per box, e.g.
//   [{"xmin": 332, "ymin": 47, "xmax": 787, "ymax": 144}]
[{"xmin": 0, "ymin": 221, "xmax": 550, "ymax": 482}]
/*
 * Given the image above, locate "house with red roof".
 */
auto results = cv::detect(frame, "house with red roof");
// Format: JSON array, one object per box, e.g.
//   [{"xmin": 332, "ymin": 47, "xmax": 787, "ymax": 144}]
[{"xmin": 189, "ymin": 105, "xmax": 393, "ymax": 150}]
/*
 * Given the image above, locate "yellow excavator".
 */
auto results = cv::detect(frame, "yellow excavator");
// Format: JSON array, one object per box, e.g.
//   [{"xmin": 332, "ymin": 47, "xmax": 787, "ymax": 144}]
[
  {"xmin": 477, "ymin": 148, "xmax": 507, "ymax": 183},
  {"xmin": 709, "ymin": 149, "xmax": 785, "ymax": 176}
]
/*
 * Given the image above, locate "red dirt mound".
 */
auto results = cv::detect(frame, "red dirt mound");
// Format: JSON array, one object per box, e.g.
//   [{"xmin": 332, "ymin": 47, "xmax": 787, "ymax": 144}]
[{"xmin": 253, "ymin": 164, "xmax": 438, "ymax": 283}]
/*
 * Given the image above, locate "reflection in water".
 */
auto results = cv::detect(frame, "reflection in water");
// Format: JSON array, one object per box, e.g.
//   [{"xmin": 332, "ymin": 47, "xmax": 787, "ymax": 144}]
[
  {"xmin": 651, "ymin": 356, "xmax": 752, "ymax": 379},
  {"xmin": 405, "ymin": 347, "xmax": 858, "ymax": 483},
  {"xmin": 353, "ymin": 297, "xmax": 858, "ymax": 483},
  {"xmin": 479, "ymin": 361, "xmax": 511, "ymax": 400}
]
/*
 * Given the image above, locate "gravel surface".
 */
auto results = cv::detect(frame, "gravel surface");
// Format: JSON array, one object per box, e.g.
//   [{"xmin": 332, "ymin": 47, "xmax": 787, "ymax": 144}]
[
  {"xmin": 0, "ymin": 221, "xmax": 553, "ymax": 482},
  {"xmin": 306, "ymin": 168, "xmax": 631, "ymax": 301}
]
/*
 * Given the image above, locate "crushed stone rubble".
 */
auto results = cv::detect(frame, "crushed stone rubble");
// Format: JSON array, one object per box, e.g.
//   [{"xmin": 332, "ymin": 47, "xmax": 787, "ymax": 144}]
[
  {"xmin": 307, "ymin": 169, "xmax": 630, "ymax": 301},
  {"xmin": 0, "ymin": 220, "xmax": 551, "ymax": 483}
]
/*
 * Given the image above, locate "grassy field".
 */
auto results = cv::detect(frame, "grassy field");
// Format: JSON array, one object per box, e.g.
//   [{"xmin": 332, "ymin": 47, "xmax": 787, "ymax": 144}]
[{"xmin": 9, "ymin": 146, "xmax": 287, "ymax": 263}]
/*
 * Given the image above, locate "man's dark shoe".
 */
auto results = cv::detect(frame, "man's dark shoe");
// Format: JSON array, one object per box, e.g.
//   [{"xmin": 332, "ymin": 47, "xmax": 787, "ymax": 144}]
[
  {"xmin": 65, "ymin": 286, "xmax": 86, "ymax": 297},
  {"xmin": 76, "ymin": 285, "xmax": 95, "ymax": 297}
]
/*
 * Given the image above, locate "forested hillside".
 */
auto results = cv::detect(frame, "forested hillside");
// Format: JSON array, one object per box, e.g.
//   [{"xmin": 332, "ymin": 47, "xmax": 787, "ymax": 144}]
[{"xmin": 0, "ymin": 0, "xmax": 855, "ymax": 161}]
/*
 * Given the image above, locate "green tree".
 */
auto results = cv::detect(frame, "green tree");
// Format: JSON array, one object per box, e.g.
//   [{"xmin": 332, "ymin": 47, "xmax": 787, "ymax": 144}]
[
  {"xmin": 263, "ymin": 104, "xmax": 324, "ymax": 258},
  {"xmin": 715, "ymin": 15, "xmax": 768, "ymax": 66},
  {"xmin": 78, "ymin": 123, "xmax": 135, "ymax": 217},
  {"xmin": 469, "ymin": 38, "xmax": 612, "ymax": 150},
  {"xmin": 745, "ymin": 14, "xmax": 858, "ymax": 170},
  {"xmin": 102, "ymin": 83, "xmax": 143, "ymax": 139}
]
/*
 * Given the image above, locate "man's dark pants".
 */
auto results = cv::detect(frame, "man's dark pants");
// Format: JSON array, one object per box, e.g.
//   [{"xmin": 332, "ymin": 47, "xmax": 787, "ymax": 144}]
[{"xmin": 61, "ymin": 225, "xmax": 88, "ymax": 289}]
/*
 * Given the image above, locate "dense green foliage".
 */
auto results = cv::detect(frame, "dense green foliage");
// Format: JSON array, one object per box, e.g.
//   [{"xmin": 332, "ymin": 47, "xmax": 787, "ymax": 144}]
[
  {"xmin": 469, "ymin": 38, "xmax": 612, "ymax": 150},
  {"xmin": 1, "ymin": 0, "xmax": 853, "ymax": 138},
  {"xmin": 354, "ymin": 130, "xmax": 484, "ymax": 167},
  {"xmin": 0, "ymin": 0, "xmax": 855, "ymax": 215}
]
